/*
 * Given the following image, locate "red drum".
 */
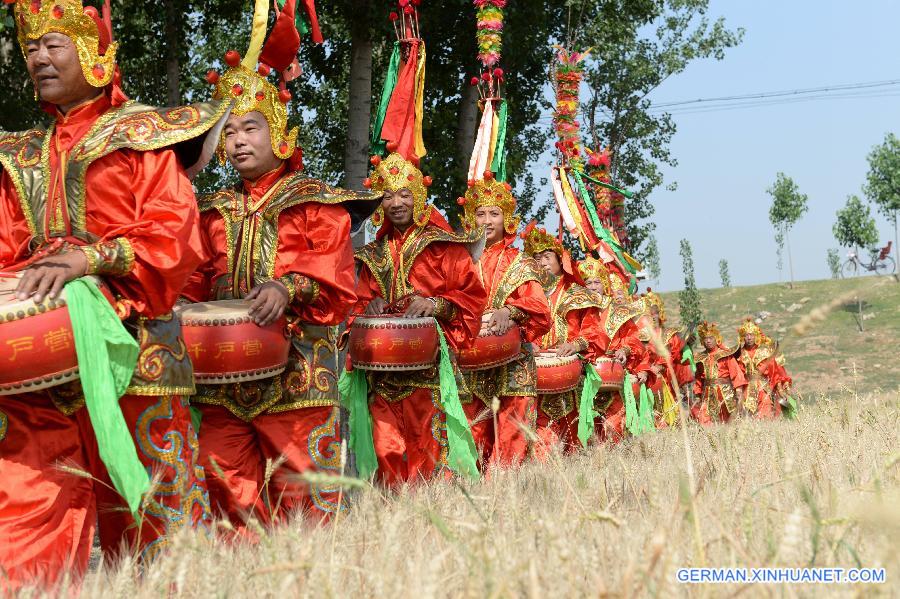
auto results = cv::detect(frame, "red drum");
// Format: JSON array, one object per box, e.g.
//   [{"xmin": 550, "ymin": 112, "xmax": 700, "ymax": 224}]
[
  {"xmin": 349, "ymin": 316, "xmax": 438, "ymax": 371},
  {"xmin": 458, "ymin": 314, "xmax": 522, "ymax": 371},
  {"xmin": 535, "ymin": 352, "xmax": 583, "ymax": 394},
  {"xmin": 0, "ymin": 274, "xmax": 95, "ymax": 395},
  {"xmin": 177, "ymin": 300, "xmax": 289, "ymax": 383},
  {"xmin": 593, "ymin": 357, "xmax": 625, "ymax": 392}
]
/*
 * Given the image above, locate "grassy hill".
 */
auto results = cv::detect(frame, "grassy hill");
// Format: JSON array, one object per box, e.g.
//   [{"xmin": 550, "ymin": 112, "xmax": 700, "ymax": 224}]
[{"xmin": 659, "ymin": 276, "xmax": 900, "ymax": 397}]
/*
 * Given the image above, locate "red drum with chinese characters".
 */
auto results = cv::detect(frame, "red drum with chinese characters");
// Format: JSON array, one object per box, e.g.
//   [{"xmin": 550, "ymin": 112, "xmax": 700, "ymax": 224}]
[
  {"xmin": 177, "ymin": 300, "xmax": 289, "ymax": 383},
  {"xmin": 348, "ymin": 316, "xmax": 438, "ymax": 371},
  {"xmin": 593, "ymin": 356, "xmax": 625, "ymax": 392},
  {"xmin": 458, "ymin": 314, "xmax": 522, "ymax": 371},
  {"xmin": 535, "ymin": 352, "xmax": 583, "ymax": 394},
  {"xmin": 0, "ymin": 274, "xmax": 106, "ymax": 395}
]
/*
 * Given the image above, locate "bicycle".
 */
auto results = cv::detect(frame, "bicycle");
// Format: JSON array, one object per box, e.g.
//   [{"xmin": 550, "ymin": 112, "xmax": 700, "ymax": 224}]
[{"xmin": 840, "ymin": 241, "xmax": 896, "ymax": 278}]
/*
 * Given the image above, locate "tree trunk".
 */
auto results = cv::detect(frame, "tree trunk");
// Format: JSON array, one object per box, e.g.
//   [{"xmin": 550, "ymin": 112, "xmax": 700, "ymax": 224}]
[
  {"xmin": 455, "ymin": 83, "xmax": 479, "ymax": 181},
  {"xmin": 163, "ymin": 0, "xmax": 181, "ymax": 106},
  {"xmin": 893, "ymin": 211, "xmax": 899, "ymax": 282},
  {"xmin": 786, "ymin": 228, "xmax": 794, "ymax": 289},
  {"xmin": 343, "ymin": 17, "xmax": 374, "ymax": 249}
]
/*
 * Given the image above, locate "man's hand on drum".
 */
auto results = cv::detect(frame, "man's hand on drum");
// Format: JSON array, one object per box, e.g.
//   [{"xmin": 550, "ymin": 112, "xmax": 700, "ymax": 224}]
[
  {"xmin": 403, "ymin": 295, "xmax": 435, "ymax": 318},
  {"xmin": 553, "ymin": 341, "xmax": 579, "ymax": 357},
  {"xmin": 635, "ymin": 370, "xmax": 649, "ymax": 384},
  {"xmin": 486, "ymin": 307, "xmax": 513, "ymax": 334},
  {"xmin": 247, "ymin": 280, "xmax": 289, "ymax": 326},
  {"xmin": 16, "ymin": 250, "xmax": 88, "ymax": 303},
  {"xmin": 364, "ymin": 297, "xmax": 387, "ymax": 315},
  {"xmin": 613, "ymin": 348, "xmax": 628, "ymax": 365}
]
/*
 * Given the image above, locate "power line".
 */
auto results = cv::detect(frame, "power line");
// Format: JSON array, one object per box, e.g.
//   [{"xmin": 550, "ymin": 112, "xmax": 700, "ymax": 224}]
[{"xmin": 649, "ymin": 78, "xmax": 900, "ymax": 109}]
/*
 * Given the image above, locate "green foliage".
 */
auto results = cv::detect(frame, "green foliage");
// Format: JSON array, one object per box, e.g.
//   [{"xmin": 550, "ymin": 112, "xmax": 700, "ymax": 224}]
[
  {"xmin": 643, "ymin": 234, "xmax": 661, "ymax": 284},
  {"xmin": 678, "ymin": 238, "xmax": 702, "ymax": 329},
  {"xmin": 864, "ymin": 132, "xmax": 900, "ymax": 224},
  {"xmin": 767, "ymin": 172, "xmax": 809, "ymax": 231},
  {"xmin": 579, "ymin": 0, "xmax": 744, "ymax": 257},
  {"xmin": 718, "ymin": 258, "xmax": 730, "ymax": 288},
  {"xmin": 826, "ymin": 248, "xmax": 841, "ymax": 279},
  {"xmin": 833, "ymin": 195, "xmax": 878, "ymax": 250}
]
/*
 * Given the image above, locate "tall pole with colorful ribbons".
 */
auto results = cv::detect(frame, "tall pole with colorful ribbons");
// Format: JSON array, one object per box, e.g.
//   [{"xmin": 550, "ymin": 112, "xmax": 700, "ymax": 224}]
[
  {"xmin": 370, "ymin": 0, "xmax": 427, "ymax": 160},
  {"xmin": 467, "ymin": 0, "xmax": 508, "ymax": 183},
  {"xmin": 549, "ymin": 45, "xmax": 641, "ymax": 290}
]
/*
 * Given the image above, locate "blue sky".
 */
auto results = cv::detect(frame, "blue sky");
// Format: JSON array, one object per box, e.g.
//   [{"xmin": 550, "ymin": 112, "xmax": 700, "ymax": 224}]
[{"xmin": 530, "ymin": 0, "xmax": 900, "ymax": 292}]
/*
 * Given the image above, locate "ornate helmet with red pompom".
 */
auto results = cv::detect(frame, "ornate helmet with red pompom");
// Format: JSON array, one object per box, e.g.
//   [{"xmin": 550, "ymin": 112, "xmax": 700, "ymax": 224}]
[
  {"xmin": 577, "ymin": 256, "xmax": 610, "ymax": 290},
  {"xmin": 521, "ymin": 220, "xmax": 563, "ymax": 258},
  {"xmin": 8, "ymin": 0, "xmax": 118, "ymax": 89},
  {"xmin": 643, "ymin": 287, "xmax": 666, "ymax": 324},
  {"xmin": 206, "ymin": 0, "xmax": 322, "ymax": 165},
  {"xmin": 457, "ymin": 170, "xmax": 519, "ymax": 235},
  {"xmin": 363, "ymin": 147, "xmax": 433, "ymax": 228}
]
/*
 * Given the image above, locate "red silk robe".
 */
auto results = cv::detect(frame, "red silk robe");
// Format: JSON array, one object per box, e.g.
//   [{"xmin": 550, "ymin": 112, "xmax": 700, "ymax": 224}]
[
  {"xmin": 183, "ymin": 165, "xmax": 366, "ymax": 527},
  {"xmin": 352, "ymin": 209, "xmax": 486, "ymax": 485},
  {"xmin": 0, "ymin": 94, "xmax": 213, "ymax": 591},
  {"xmin": 692, "ymin": 345, "xmax": 748, "ymax": 425},
  {"xmin": 461, "ymin": 235, "xmax": 550, "ymax": 467}
]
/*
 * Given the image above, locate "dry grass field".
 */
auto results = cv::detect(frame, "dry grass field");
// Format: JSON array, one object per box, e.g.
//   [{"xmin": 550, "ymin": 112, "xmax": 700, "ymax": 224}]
[{"xmin": 58, "ymin": 389, "xmax": 896, "ymax": 598}]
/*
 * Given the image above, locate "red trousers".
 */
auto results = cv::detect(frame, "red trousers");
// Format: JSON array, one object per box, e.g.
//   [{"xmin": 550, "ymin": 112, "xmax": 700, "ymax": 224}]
[
  {"xmin": 198, "ymin": 405, "xmax": 342, "ymax": 532},
  {"xmin": 0, "ymin": 393, "xmax": 210, "ymax": 592},
  {"xmin": 599, "ymin": 394, "xmax": 626, "ymax": 444},
  {"xmin": 463, "ymin": 395, "xmax": 533, "ymax": 468},
  {"xmin": 370, "ymin": 388, "xmax": 447, "ymax": 486},
  {"xmin": 751, "ymin": 389, "xmax": 781, "ymax": 419},
  {"xmin": 532, "ymin": 402, "xmax": 578, "ymax": 459}
]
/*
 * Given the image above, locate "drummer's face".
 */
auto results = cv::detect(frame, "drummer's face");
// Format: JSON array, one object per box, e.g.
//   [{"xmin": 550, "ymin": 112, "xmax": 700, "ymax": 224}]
[
  {"xmin": 223, "ymin": 112, "xmax": 283, "ymax": 181},
  {"xmin": 585, "ymin": 279, "xmax": 605, "ymax": 294},
  {"xmin": 383, "ymin": 188, "xmax": 415, "ymax": 230},
  {"xmin": 703, "ymin": 335, "xmax": 717, "ymax": 351},
  {"xmin": 475, "ymin": 206, "xmax": 504, "ymax": 245},
  {"xmin": 537, "ymin": 250, "xmax": 562, "ymax": 276},
  {"xmin": 743, "ymin": 333, "xmax": 757, "ymax": 347}
]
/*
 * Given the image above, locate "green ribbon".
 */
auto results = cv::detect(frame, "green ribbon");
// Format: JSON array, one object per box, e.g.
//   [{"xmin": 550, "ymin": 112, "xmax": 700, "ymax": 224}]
[
  {"xmin": 338, "ymin": 368, "xmax": 378, "ymax": 480},
  {"xmin": 370, "ymin": 41, "xmax": 401, "ymax": 155},
  {"xmin": 190, "ymin": 406, "xmax": 202, "ymax": 433},
  {"xmin": 782, "ymin": 396, "xmax": 799, "ymax": 420},
  {"xmin": 572, "ymin": 168, "xmax": 604, "ymax": 236},
  {"xmin": 623, "ymin": 371, "xmax": 638, "ymax": 435},
  {"xmin": 637, "ymin": 383, "xmax": 655, "ymax": 434},
  {"xmin": 577, "ymin": 363, "xmax": 603, "ymax": 448},
  {"xmin": 681, "ymin": 345, "xmax": 697, "ymax": 374},
  {"xmin": 66, "ymin": 278, "xmax": 147, "ymax": 515},
  {"xmin": 434, "ymin": 322, "xmax": 479, "ymax": 480},
  {"xmin": 578, "ymin": 171, "xmax": 634, "ymax": 199},
  {"xmin": 489, "ymin": 99, "xmax": 509, "ymax": 182}
]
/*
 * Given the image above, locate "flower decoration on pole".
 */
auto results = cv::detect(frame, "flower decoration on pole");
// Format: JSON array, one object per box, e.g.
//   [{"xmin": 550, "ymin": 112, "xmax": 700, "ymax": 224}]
[{"xmin": 467, "ymin": 0, "xmax": 507, "ymax": 182}]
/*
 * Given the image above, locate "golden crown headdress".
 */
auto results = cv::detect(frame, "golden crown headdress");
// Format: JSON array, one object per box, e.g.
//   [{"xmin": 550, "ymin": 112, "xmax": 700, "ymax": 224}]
[
  {"xmin": 577, "ymin": 256, "xmax": 610, "ymax": 288},
  {"xmin": 11, "ymin": 0, "xmax": 118, "ymax": 88},
  {"xmin": 697, "ymin": 321, "xmax": 722, "ymax": 345},
  {"xmin": 363, "ymin": 150, "xmax": 433, "ymax": 228},
  {"xmin": 521, "ymin": 220, "xmax": 563, "ymax": 257},
  {"xmin": 737, "ymin": 317, "xmax": 764, "ymax": 345},
  {"xmin": 644, "ymin": 287, "xmax": 666, "ymax": 324},
  {"xmin": 206, "ymin": 0, "xmax": 322, "ymax": 163},
  {"xmin": 457, "ymin": 170, "xmax": 519, "ymax": 235}
]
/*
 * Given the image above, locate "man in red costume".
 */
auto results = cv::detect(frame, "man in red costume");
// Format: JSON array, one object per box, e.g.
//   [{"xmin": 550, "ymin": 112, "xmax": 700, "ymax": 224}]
[
  {"xmin": 638, "ymin": 289, "xmax": 694, "ymax": 427},
  {"xmin": 0, "ymin": 0, "xmax": 226, "ymax": 589},
  {"xmin": 735, "ymin": 318, "xmax": 793, "ymax": 419},
  {"xmin": 576, "ymin": 256, "xmax": 650, "ymax": 442},
  {"xmin": 181, "ymin": 2, "xmax": 379, "ymax": 529},
  {"xmin": 521, "ymin": 226, "xmax": 605, "ymax": 454},
  {"xmin": 352, "ymin": 151, "xmax": 486, "ymax": 485},
  {"xmin": 693, "ymin": 321, "xmax": 747, "ymax": 425},
  {"xmin": 456, "ymin": 173, "xmax": 550, "ymax": 467}
]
